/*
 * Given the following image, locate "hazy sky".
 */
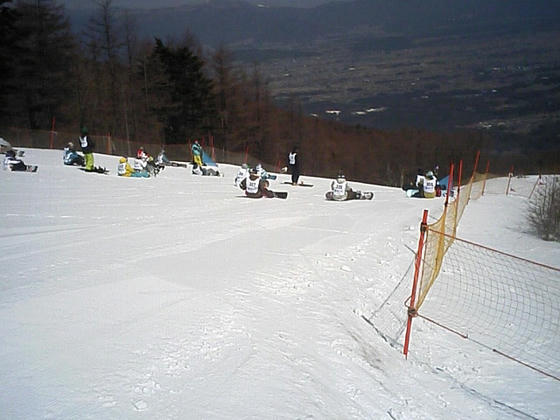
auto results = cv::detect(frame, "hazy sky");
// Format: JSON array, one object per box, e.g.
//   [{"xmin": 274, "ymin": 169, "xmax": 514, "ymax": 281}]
[{"xmin": 61, "ymin": 0, "xmax": 344, "ymax": 10}]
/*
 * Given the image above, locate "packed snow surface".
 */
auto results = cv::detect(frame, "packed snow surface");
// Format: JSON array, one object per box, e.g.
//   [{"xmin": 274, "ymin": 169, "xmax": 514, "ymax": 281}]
[{"xmin": 1, "ymin": 149, "xmax": 558, "ymax": 419}]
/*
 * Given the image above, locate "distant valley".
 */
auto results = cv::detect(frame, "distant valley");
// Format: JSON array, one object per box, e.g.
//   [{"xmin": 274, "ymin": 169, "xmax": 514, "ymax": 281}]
[{"xmin": 67, "ymin": 0, "xmax": 560, "ymax": 141}]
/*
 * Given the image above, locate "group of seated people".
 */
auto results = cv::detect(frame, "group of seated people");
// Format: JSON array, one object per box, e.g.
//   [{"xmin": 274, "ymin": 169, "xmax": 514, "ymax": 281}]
[
  {"xmin": 117, "ymin": 147, "xmax": 168, "ymax": 177},
  {"xmin": 403, "ymin": 168, "xmax": 440, "ymax": 198}
]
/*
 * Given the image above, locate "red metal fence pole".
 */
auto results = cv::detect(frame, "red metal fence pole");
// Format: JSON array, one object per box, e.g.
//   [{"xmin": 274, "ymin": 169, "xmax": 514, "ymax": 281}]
[{"xmin": 403, "ymin": 209, "xmax": 429, "ymax": 358}]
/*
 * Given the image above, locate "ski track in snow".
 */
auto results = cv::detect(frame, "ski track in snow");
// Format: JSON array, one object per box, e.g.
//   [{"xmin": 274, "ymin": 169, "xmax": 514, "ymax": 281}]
[{"xmin": 0, "ymin": 149, "xmax": 558, "ymax": 419}]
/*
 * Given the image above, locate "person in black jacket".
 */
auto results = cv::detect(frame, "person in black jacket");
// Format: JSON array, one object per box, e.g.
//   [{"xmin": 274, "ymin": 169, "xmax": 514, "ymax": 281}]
[
  {"xmin": 287, "ymin": 146, "xmax": 300, "ymax": 185},
  {"xmin": 79, "ymin": 126, "xmax": 95, "ymax": 171}
]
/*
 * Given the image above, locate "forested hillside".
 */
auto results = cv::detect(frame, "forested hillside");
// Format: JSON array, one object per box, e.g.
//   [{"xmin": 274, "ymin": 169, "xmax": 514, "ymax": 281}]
[{"xmin": 1, "ymin": 0, "xmax": 557, "ymax": 184}]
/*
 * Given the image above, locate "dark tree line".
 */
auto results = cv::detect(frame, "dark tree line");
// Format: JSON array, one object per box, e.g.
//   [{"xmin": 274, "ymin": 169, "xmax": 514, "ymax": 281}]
[{"xmin": 1, "ymin": 0, "xmax": 557, "ymax": 185}]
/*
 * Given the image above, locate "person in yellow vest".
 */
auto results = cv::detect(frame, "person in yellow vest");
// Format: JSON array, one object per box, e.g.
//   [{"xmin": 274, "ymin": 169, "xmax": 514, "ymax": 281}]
[
  {"xmin": 191, "ymin": 140, "xmax": 203, "ymax": 167},
  {"xmin": 423, "ymin": 171, "xmax": 437, "ymax": 198},
  {"xmin": 117, "ymin": 157, "xmax": 149, "ymax": 178}
]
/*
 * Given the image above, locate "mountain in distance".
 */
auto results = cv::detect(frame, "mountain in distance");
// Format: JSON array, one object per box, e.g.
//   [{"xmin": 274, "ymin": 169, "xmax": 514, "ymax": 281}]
[
  {"xmin": 65, "ymin": 0, "xmax": 560, "ymax": 138},
  {"xmin": 70, "ymin": 0, "xmax": 559, "ymax": 48},
  {"xmin": 61, "ymin": 0, "xmax": 350, "ymax": 11}
]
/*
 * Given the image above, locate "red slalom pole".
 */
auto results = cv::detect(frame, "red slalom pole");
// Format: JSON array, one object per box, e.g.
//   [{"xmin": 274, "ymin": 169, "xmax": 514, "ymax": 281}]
[{"xmin": 403, "ymin": 209, "xmax": 429, "ymax": 358}]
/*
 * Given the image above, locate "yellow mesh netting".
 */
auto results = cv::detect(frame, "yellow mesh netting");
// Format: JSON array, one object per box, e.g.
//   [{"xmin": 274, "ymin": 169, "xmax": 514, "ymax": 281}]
[{"xmin": 416, "ymin": 170, "xmax": 487, "ymax": 309}]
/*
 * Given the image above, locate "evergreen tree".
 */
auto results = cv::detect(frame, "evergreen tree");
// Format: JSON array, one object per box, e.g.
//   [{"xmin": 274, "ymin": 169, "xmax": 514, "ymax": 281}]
[
  {"xmin": 146, "ymin": 38, "xmax": 216, "ymax": 143},
  {"xmin": 9, "ymin": 0, "xmax": 75, "ymax": 129},
  {"xmin": 0, "ymin": 1, "xmax": 22, "ymax": 124}
]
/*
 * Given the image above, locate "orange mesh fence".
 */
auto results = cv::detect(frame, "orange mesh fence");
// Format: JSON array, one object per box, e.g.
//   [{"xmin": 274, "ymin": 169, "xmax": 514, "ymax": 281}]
[
  {"xmin": 1, "ymin": 126, "xmax": 266, "ymax": 169},
  {"xmin": 417, "ymin": 230, "xmax": 560, "ymax": 380},
  {"xmin": 416, "ymin": 169, "xmax": 488, "ymax": 309}
]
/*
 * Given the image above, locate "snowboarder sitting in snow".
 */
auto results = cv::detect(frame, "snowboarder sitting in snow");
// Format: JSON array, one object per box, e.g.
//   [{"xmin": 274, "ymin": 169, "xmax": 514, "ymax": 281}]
[
  {"xmin": 239, "ymin": 167, "xmax": 275, "ymax": 198},
  {"xmin": 117, "ymin": 157, "xmax": 149, "ymax": 178},
  {"xmin": 234, "ymin": 163, "xmax": 249, "ymax": 187},
  {"xmin": 422, "ymin": 170, "xmax": 437, "ymax": 198},
  {"xmin": 134, "ymin": 147, "xmax": 161, "ymax": 176},
  {"xmin": 325, "ymin": 170, "xmax": 372, "ymax": 201},
  {"xmin": 254, "ymin": 163, "xmax": 277, "ymax": 180},
  {"xmin": 63, "ymin": 142, "xmax": 85, "ymax": 166},
  {"xmin": 192, "ymin": 163, "xmax": 220, "ymax": 176},
  {"xmin": 3, "ymin": 150, "xmax": 35, "ymax": 172},
  {"xmin": 156, "ymin": 148, "xmax": 170, "ymax": 166}
]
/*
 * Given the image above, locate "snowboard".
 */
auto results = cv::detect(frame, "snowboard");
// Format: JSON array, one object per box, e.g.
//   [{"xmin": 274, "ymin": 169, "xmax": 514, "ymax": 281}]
[
  {"xmin": 283, "ymin": 181, "xmax": 313, "ymax": 187},
  {"xmin": 25, "ymin": 165, "xmax": 38, "ymax": 172},
  {"xmin": 406, "ymin": 189, "xmax": 420, "ymax": 198},
  {"xmin": 79, "ymin": 166, "xmax": 109, "ymax": 174},
  {"xmin": 326, "ymin": 191, "xmax": 374, "ymax": 201},
  {"xmin": 239, "ymin": 192, "xmax": 287, "ymax": 199}
]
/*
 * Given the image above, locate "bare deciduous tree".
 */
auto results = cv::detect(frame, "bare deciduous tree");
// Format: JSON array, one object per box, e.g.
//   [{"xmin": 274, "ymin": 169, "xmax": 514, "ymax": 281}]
[{"xmin": 528, "ymin": 176, "xmax": 560, "ymax": 241}]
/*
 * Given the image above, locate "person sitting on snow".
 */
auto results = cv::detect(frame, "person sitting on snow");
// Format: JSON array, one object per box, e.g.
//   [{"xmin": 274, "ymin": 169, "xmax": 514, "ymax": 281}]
[
  {"xmin": 325, "ymin": 170, "xmax": 362, "ymax": 201},
  {"xmin": 117, "ymin": 156, "xmax": 149, "ymax": 178},
  {"xmin": 239, "ymin": 167, "xmax": 274, "ymax": 198},
  {"xmin": 3, "ymin": 149, "xmax": 34, "ymax": 172},
  {"xmin": 423, "ymin": 170, "xmax": 437, "ymax": 198},
  {"xmin": 192, "ymin": 163, "xmax": 220, "ymax": 177},
  {"xmin": 254, "ymin": 163, "xmax": 276, "ymax": 180},
  {"xmin": 63, "ymin": 142, "xmax": 85, "ymax": 166},
  {"xmin": 156, "ymin": 148, "xmax": 170, "ymax": 166},
  {"xmin": 234, "ymin": 163, "xmax": 249, "ymax": 187}
]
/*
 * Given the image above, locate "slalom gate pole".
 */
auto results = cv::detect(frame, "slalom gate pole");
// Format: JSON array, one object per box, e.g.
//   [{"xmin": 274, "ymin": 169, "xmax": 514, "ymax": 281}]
[
  {"xmin": 472, "ymin": 150, "xmax": 480, "ymax": 181},
  {"xmin": 49, "ymin": 117, "xmax": 56, "ymax": 149},
  {"xmin": 454, "ymin": 160, "xmax": 463, "ymax": 235},
  {"xmin": 445, "ymin": 162, "xmax": 455, "ymax": 207},
  {"xmin": 403, "ymin": 209, "xmax": 429, "ymax": 359},
  {"xmin": 528, "ymin": 174, "xmax": 542, "ymax": 200},
  {"xmin": 506, "ymin": 165, "xmax": 514, "ymax": 195},
  {"xmin": 481, "ymin": 160, "xmax": 490, "ymax": 196},
  {"xmin": 208, "ymin": 133, "xmax": 214, "ymax": 161},
  {"xmin": 244, "ymin": 145, "xmax": 249, "ymax": 164},
  {"xmin": 107, "ymin": 133, "xmax": 111, "ymax": 155}
]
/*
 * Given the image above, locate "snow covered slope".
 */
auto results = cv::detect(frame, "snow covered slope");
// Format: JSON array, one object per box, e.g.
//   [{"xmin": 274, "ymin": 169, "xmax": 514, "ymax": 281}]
[{"xmin": 1, "ymin": 149, "xmax": 558, "ymax": 419}]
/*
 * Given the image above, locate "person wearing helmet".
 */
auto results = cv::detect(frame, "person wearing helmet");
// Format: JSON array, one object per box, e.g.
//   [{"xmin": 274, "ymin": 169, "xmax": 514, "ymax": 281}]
[
  {"xmin": 117, "ymin": 156, "xmax": 149, "ymax": 177},
  {"xmin": 136, "ymin": 146, "xmax": 147, "ymax": 160},
  {"xmin": 239, "ymin": 166, "xmax": 275, "ymax": 198},
  {"xmin": 326, "ymin": 170, "xmax": 353, "ymax": 201},
  {"xmin": 423, "ymin": 170, "xmax": 437, "ymax": 198},
  {"xmin": 325, "ymin": 170, "xmax": 373, "ymax": 201},
  {"xmin": 63, "ymin": 141, "xmax": 85, "ymax": 166},
  {"xmin": 78, "ymin": 126, "xmax": 95, "ymax": 171}
]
